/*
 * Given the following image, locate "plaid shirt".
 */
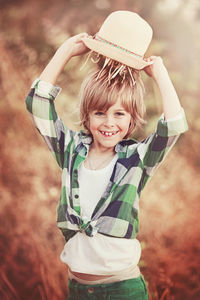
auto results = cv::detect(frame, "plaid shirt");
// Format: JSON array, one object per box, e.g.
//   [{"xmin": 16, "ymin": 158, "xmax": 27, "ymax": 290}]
[{"xmin": 26, "ymin": 79, "xmax": 188, "ymax": 242}]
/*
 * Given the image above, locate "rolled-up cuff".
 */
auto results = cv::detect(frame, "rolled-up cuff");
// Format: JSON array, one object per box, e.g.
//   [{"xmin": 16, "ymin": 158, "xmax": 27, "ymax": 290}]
[
  {"xmin": 31, "ymin": 78, "xmax": 62, "ymax": 100},
  {"xmin": 157, "ymin": 108, "xmax": 188, "ymax": 137}
]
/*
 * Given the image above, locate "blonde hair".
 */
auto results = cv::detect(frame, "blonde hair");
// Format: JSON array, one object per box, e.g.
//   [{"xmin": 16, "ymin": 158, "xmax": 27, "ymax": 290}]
[{"xmin": 79, "ymin": 54, "xmax": 146, "ymax": 138}]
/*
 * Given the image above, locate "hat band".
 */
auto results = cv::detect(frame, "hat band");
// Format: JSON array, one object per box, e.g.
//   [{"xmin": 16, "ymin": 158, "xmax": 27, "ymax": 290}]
[{"xmin": 95, "ymin": 34, "xmax": 143, "ymax": 59}]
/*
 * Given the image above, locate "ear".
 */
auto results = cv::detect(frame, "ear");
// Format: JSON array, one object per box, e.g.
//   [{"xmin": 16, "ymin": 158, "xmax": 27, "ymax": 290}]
[
  {"xmin": 84, "ymin": 115, "xmax": 91, "ymax": 132},
  {"xmin": 129, "ymin": 119, "xmax": 134, "ymax": 129},
  {"xmin": 127, "ymin": 118, "xmax": 135, "ymax": 136}
]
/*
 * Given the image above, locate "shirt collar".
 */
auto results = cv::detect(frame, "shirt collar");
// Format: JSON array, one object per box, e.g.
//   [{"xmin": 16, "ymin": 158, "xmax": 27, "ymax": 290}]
[
  {"xmin": 79, "ymin": 131, "xmax": 93, "ymax": 145},
  {"xmin": 78, "ymin": 131, "xmax": 136, "ymax": 153}
]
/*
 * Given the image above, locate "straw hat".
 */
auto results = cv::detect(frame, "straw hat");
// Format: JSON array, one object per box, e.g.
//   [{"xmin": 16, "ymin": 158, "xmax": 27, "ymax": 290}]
[{"xmin": 82, "ymin": 11, "xmax": 153, "ymax": 70}]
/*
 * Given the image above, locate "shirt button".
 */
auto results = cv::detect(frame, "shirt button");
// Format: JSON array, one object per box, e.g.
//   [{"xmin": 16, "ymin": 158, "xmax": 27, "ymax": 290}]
[
  {"xmin": 87, "ymin": 287, "xmax": 94, "ymax": 294},
  {"xmin": 57, "ymin": 143, "xmax": 60, "ymax": 152},
  {"xmin": 74, "ymin": 194, "xmax": 79, "ymax": 199}
]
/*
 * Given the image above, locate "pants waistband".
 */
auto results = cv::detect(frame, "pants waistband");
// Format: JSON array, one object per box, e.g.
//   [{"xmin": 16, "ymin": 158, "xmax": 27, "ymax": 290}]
[{"xmin": 68, "ymin": 265, "xmax": 140, "ymax": 285}]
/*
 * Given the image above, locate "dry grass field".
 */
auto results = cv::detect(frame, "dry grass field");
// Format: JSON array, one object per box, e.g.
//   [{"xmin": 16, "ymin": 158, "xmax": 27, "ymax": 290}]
[{"xmin": 1, "ymin": 1, "xmax": 200, "ymax": 299}]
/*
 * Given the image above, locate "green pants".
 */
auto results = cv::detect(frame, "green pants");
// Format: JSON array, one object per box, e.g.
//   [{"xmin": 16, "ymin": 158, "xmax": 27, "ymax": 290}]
[{"xmin": 68, "ymin": 275, "xmax": 148, "ymax": 300}]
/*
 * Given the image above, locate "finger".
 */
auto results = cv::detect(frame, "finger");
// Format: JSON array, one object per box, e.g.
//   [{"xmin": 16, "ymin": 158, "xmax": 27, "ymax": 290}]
[
  {"xmin": 149, "ymin": 56, "xmax": 163, "ymax": 62},
  {"xmin": 78, "ymin": 32, "xmax": 89, "ymax": 38},
  {"xmin": 144, "ymin": 57, "xmax": 154, "ymax": 62},
  {"xmin": 74, "ymin": 33, "xmax": 88, "ymax": 42},
  {"xmin": 144, "ymin": 59, "xmax": 154, "ymax": 66}
]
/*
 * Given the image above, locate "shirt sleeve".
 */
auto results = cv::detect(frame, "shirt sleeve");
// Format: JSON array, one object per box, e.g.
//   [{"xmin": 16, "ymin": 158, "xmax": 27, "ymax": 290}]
[
  {"xmin": 137, "ymin": 108, "xmax": 188, "ymax": 179},
  {"xmin": 25, "ymin": 78, "xmax": 77, "ymax": 169}
]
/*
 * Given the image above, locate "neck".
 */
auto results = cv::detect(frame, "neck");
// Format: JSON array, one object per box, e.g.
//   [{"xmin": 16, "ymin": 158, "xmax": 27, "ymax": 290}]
[
  {"xmin": 85, "ymin": 144, "xmax": 116, "ymax": 170},
  {"xmin": 90, "ymin": 143, "xmax": 115, "ymax": 155}
]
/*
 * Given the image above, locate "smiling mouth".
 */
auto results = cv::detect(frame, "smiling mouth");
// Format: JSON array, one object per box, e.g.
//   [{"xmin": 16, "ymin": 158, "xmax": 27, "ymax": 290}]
[{"xmin": 99, "ymin": 130, "xmax": 119, "ymax": 137}]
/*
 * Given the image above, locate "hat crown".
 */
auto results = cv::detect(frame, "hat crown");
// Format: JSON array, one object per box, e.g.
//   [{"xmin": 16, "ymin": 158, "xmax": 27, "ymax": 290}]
[{"xmin": 98, "ymin": 11, "xmax": 153, "ymax": 57}]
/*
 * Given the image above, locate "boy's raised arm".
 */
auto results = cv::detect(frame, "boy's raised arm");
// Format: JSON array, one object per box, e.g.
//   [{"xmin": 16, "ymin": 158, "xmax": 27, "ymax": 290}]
[
  {"xmin": 144, "ymin": 56, "xmax": 182, "ymax": 120},
  {"xmin": 39, "ymin": 33, "xmax": 89, "ymax": 85},
  {"xmin": 25, "ymin": 33, "xmax": 89, "ymax": 168}
]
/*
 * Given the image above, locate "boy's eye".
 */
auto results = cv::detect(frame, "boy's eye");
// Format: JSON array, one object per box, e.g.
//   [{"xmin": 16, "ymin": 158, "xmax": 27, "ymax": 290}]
[
  {"xmin": 94, "ymin": 111, "xmax": 104, "ymax": 116},
  {"xmin": 115, "ymin": 112, "xmax": 125, "ymax": 116}
]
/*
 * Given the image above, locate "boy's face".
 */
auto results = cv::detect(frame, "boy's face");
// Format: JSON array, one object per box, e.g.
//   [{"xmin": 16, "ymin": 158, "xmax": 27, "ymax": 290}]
[{"xmin": 88, "ymin": 100, "xmax": 132, "ymax": 152}]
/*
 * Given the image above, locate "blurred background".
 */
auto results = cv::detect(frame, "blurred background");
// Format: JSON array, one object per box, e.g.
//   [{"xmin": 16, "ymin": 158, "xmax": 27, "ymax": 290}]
[{"xmin": 0, "ymin": 0, "xmax": 200, "ymax": 299}]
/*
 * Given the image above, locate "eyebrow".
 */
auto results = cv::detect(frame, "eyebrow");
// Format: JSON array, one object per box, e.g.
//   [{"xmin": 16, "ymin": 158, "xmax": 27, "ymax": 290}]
[
  {"xmin": 92, "ymin": 107, "xmax": 126, "ymax": 113},
  {"xmin": 113, "ymin": 108, "xmax": 126, "ymax": 112}
]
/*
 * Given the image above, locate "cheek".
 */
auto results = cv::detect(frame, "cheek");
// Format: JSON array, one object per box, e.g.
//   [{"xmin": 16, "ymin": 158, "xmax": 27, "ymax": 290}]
[
  {"xmin": 88, "ymin": 117, "xmax": 99, "ymax": 132},
  {"xmin": 120, "ymin": 118, "xmax": 132, "ymax": 133}
]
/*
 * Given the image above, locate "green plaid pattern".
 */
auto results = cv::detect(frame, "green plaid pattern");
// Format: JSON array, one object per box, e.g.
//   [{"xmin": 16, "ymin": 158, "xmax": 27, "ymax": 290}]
[{"xmin": 26, "ymin": 79, "xmax": 188, "ymax": 242}]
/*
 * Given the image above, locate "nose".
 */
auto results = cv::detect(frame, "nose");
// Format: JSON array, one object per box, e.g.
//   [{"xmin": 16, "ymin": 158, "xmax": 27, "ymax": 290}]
[{"xmin": 103, "ymin": 115, "xmax": 115, "ymax": 128}]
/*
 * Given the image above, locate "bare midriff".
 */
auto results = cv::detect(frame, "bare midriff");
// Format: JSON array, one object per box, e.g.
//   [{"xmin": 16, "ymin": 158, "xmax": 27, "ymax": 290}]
[{"xmin": 69, "ymin": 269, "xmax": 113, "ymax": 281}]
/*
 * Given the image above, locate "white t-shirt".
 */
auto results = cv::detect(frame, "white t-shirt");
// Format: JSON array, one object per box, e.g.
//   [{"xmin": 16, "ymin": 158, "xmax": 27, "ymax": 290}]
[{"xmin": 60, "ymin": 156, "xmax": 141, "ymax": 275}]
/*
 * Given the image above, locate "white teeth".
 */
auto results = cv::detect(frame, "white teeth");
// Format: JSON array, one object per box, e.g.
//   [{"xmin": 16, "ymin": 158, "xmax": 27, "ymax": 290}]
[{"xmin": 100, "ymin": 131, "xmax": 117, "ymax": 136}]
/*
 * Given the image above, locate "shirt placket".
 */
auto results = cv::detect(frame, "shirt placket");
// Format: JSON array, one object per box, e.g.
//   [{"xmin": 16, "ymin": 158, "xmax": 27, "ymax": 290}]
[{"xmin": 71, "ymin": 145, "xmax": 88, "ymax": 216}]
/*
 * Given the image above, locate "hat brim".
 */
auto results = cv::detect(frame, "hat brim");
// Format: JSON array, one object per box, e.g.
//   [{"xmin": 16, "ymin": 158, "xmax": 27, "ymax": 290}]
[{"xmin": 82, "ymin": 37, "xmax": 152, "ymax": 70}]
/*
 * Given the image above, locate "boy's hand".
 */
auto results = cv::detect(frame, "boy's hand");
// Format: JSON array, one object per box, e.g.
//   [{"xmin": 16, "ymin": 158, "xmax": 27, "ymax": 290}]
[
  {"xmin": 59, "ymin": 33, "xmax": 90, "ymax": 58},
  {"xmin": 143, "ymin": 56, "xmax": 167, "ymax": 80},
  {"xmin": 39, "ymin": 33, "xmax": 90, "ymax": 84}
]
